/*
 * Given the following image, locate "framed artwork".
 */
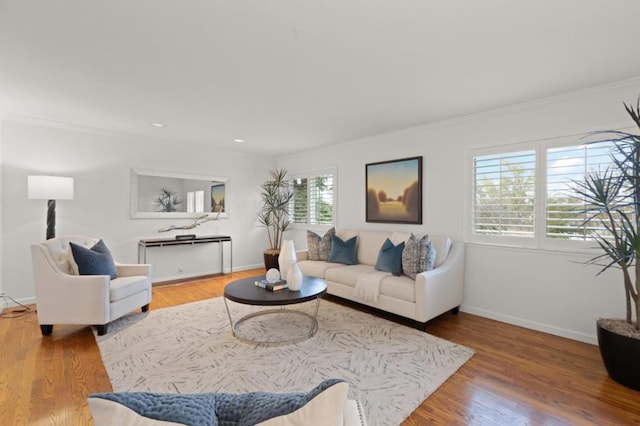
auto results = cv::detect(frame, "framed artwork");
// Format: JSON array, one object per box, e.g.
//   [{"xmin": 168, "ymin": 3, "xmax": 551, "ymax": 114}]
[
  {"xmin": 211, "ymin": 183, "xmax": 226, "ymax": 213},
  {"xmin": 366, "ymin": 156, "xmax": 422, "ymax": 224}
]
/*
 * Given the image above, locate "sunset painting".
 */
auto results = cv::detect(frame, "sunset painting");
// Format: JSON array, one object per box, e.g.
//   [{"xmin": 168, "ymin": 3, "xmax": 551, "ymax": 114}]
[
  {"xmin": 210, "ymin": 183, "xmax": 225, "ymax": 213},
  {"xmin": 366, "ymin": 156, "xmax": 422, "ymax": 224}
]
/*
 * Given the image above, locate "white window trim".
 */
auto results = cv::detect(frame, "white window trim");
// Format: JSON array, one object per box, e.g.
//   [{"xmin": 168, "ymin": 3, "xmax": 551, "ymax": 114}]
[
  {"xmin": 288, "ymin": 167, "xmax": 337, "ymax": 229},
  {"xmin": 464, "ymin": 132, "xmax": 625, "ymax": 254}
]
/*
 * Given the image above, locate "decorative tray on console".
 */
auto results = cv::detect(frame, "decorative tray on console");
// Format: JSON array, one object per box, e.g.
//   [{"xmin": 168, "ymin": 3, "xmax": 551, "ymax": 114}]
[{"xmin": 175, "ymin": 234, "xmax": 197, "ymax": 240}]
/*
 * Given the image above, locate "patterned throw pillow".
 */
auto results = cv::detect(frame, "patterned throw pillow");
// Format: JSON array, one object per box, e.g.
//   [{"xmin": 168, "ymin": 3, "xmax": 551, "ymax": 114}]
[
  {"xmin": 307, "ymin": 227, "xmax": 335, "ymax": 261},
  {"xmin": 402, "ymin": 234, "xmax": 437, "ymax": 279}
]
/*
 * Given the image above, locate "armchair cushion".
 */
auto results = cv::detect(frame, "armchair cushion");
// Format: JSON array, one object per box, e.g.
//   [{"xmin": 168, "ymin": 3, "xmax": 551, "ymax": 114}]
[{"xmin": 70, "ymin": 239, "xmax": 117, "ymax": 279}]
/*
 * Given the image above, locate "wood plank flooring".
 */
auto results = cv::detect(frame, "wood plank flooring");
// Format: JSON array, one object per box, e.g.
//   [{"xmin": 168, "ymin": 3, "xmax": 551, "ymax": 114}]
[{"xmin": 1, "ymin": 268, "xmax": 639, "ymax": 425}]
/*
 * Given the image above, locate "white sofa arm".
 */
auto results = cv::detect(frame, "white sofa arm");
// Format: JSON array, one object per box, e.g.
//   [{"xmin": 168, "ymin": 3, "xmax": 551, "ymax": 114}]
[
  {"xmin": 116, "ymin": 263, "xmax": 151, "ymax": 278},
  {"xmin": 31, "ymin": 245, "xmax": 111, "ymax": 325},
  {"xmin": 413, "ymin": 241, "xmax": 465, "ymax": 323}
]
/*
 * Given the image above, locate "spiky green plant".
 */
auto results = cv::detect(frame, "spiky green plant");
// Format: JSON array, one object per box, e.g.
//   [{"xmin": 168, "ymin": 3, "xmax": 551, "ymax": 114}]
[
  {"xmin": 574, "ymin": 99, "xmax": 640, "ymax": 331},
  {"xmin": 257, "ymin": 168, "xmax": 294, "ymax": 251}
]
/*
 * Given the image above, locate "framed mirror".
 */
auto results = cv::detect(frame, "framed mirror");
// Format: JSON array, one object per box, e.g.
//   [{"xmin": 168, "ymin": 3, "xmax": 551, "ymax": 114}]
[{"xmin": 130, "ymin": 168, "xmax": 228, "ymax": 219}]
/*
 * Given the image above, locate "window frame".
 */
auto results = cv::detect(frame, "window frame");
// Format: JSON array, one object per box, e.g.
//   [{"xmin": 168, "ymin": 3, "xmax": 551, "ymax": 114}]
[
  {"xmin": 288, "ymin": 167, "xmax": 337, "ymax": 229},
  {"xmin": 465, "ymin": 135, "xmax": 620, "ymax": 252}
]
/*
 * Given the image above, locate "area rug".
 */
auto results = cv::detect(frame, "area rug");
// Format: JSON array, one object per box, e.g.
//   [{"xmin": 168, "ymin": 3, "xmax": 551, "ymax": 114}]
[{"xmin": 95, "ymin": 297, "xmax": 474, "ymax": 426}]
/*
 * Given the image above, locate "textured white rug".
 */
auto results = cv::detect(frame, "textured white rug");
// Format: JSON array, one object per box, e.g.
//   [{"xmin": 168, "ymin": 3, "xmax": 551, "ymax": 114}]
[{"xmin": 95, "ymin": 297, "xmax": 474, "ymax": 426}]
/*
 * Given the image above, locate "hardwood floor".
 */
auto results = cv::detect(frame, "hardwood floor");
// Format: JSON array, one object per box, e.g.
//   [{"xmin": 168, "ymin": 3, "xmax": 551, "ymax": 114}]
[{"xmin": 1, "ymin": 268, "xmax": 639, "ymax": 425}]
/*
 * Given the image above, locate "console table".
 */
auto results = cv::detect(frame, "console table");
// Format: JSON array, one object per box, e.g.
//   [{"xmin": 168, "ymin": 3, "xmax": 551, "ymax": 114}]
[{"xmin": 138, "ymin": 235, "xmax": 232, "ymax": 275}]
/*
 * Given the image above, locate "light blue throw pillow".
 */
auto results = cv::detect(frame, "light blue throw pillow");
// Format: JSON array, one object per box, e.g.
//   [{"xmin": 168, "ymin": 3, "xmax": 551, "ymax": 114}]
[
  {"xmin": 327, "ymin": 235, "xmax": 358, "ymax": 265},
  {"xmin": 70, "ymin": 239, "xmax": 117, "ymax": 279},
  {"xmin": 375, "ymin": 238, "xmax": 405, "ymax": 276}
]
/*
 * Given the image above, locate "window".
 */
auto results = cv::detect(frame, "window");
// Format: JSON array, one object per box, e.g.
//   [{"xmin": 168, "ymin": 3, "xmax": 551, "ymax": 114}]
[
  {"xmin": 468, "ymin": 137, "xmax": 621, "ymax": 249},
  {"xmin": 289, "ymin": 173, "xmax": 334, "ymax": 225},
  {"xmin": 472, "ymin": 150, "xmax": 536, "ymax": 237},
  {"xmin": 186, "ymin": 190, "xmax": 204, "ymax": 213},
  {"xmin": 546, "ymin": 141, "xmax": 618, "ymax": 241}
]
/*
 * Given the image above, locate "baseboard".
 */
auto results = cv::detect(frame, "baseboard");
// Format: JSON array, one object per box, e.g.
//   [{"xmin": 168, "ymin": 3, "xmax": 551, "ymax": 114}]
[
  {"xmin": 460, "ymin": 305, "xmax": 597, "ymax": 345},
  {"xmin": 1, "ymin": 295, "xmax": 36, "ymax": 309},
  {"xmin": 152, "ymin": 263, "xmax": 264, "ymax": 284}
]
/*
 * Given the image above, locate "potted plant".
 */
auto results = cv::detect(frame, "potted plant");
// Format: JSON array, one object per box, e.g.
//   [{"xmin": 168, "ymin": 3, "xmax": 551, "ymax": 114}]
[
  {"xmin": 574, "ymin": 98, "xmax": 640, "ymax": 390},
  {"xmin": 257, "ymin": 168, "xmax": 294, "ymax": 270}
]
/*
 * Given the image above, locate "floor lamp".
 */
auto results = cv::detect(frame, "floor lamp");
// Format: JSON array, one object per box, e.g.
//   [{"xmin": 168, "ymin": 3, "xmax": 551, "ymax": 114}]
[{"xmin": 28, "ymin": 176, "xmax": 74, "ymax": 240}]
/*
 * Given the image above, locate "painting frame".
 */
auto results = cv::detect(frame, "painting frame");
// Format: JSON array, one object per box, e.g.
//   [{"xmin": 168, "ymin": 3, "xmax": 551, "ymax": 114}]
[
  {"xmin": 210, "ymin": 183, "xmax": 226, "ymax": 213},
  {"xmin": 366, "ymin": 156, "xmax": 422, "ymax": 224}
]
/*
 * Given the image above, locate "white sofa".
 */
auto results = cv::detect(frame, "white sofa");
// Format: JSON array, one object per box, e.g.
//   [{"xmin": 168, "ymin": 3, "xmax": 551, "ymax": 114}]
[{"xmin": 297, "ymin": 229, "xmax": 464, "ymax": 325}]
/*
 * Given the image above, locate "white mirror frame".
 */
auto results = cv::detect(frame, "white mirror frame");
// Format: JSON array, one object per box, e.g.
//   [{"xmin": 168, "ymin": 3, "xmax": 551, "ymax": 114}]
[{"xmin": 130, "ymin": 168, "xmax": 229, "ymax": 219}]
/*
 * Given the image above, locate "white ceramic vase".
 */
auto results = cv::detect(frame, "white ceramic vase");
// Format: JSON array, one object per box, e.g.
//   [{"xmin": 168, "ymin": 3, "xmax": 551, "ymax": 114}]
[
  {"xmin": 278, "ymin": 239, "xmax": 297, "ymax": 281},
  {"xmin": 287, "ymin": 262, "xmax": 303, "ymax": 291}
]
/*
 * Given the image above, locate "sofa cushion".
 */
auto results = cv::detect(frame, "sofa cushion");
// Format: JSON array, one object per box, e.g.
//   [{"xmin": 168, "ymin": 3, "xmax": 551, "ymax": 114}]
[
  {"xmin": 375, "ymin": 238, "xmax": 405, "ymax": 276},
  {"xmin": 379, "ymin": 274, "xmax": 416, "ymax": 303},
  {"xmin": 325, "ymin": 264, "xmax": 375, "ymax": 287},
  {"xmin": 307, "ymin": 228, "xmax": 335, "ymax": 261},
  {"xmin": 402, "ymin": 234, "xmax": 436, "ymax": 279},
  {"xmin": 355, "ymin": 230, "xmax": 393, "ymax": 266},
  {"xmin": 328, "ymin": 235, "xmax": 358, "ymax": 265},
  {"xmin": 297, "ymin": 260, "xmax": 343, "ymax": 279},
  {"xmin": 70, "ymin": 239, "xmax": 118, "ymax": 279}
]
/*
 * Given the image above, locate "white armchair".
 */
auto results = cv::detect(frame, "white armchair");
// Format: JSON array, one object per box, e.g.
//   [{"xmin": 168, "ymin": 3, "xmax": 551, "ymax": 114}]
[{"xmin": 31, "ymin": 235, "xmax": 152, "ymax": 336}]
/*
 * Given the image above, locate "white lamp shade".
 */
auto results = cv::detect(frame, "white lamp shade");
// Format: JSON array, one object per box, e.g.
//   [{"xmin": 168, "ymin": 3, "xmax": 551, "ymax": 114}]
[{"xmin": 28, "ymin": 176, "xmax": 74, "ymax": 200}]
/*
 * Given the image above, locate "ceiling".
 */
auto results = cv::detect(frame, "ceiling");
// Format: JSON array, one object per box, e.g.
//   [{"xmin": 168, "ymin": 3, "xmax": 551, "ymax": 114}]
[{"xmin": 1, "ymin": 1, "xmax": 640, "ymax": 156}]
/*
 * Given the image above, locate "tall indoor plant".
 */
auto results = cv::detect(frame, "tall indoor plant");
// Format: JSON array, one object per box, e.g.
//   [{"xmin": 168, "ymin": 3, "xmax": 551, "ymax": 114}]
[
  {"xmin": 257, "ymin": 168, "xmax": 294, "ymax": 270},
  {"xmin": 574, "ymin": 98, "xmax": 640, "ymax": 390}
]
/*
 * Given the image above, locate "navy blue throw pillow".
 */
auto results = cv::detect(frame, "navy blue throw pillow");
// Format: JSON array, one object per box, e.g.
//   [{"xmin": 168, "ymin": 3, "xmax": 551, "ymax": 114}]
[
  {"xmin": 375, "ymin": 238, "xmax": 405, "ymax": 276},
  {"xmin": 70, "ymin": 239, "xmax": 117, "ymax": 279},
  {"xmin": 327, "ymin": 235, "xmax": 358, "ymax": 265}
]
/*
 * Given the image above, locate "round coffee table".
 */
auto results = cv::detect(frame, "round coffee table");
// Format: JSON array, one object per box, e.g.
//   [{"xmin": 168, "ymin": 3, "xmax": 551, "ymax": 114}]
[{"xmin": 223, "ymin": 275, "xmax": 327, "ymax": 345}]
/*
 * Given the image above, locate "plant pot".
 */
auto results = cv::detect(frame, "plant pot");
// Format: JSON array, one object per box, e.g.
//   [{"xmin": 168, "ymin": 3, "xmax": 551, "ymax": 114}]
[
  {"xmin": 263, "ymin": 251, "xmax": 280, "ymax": 271},
  {"xmin": 597, "ymin": 322, "xmax": 640, "ymax": 391}
]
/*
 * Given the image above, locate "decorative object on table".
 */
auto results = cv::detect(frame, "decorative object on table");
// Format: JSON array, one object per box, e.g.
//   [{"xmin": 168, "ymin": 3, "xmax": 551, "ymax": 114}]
[
  {"xmin": 175, "ymin": 234, "xmax": 196, "ymax": 240},
  {"xmin": 254, "ymin": 278, "xmax": 288, "ymax": 291},
  {"xmin": 279, "ymin": 240, "xmax": 297, "ymax": 282},
  {"xmin": 257, "ymin": 168, "xmax": 294, "ymax": 270},
  {"xmin": 157, "ymin": 209, "xmax": 222, "ymax": 233},
  {"xmin": 573, "ymin": 97, "xmax": 640, "ymax": 390},
  {"xmin": 287, "ymin": 263, "xmax": 303, "ymax": 291},
  {"xmin": 28, "ymin": 175, "xmax": 74, "ymax": 240},
  {"xmin": 365, "ymin": 156, "xmax": 422, "ymax": 224},
  {"xmin": 265, "ymin": 268, "xmax": 281, "ymax": 283},
  {"xmin": 154, "ymin": 186, "xmax": 182, "ymax": 212}
]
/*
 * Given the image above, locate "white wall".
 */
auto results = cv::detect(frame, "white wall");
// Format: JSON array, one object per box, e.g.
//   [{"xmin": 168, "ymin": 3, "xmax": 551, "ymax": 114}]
[
  {"xmin": 1, "ymin": 119, "xmax": 274, "ymax": 303},
  {"xmin": 279, "ymin": 78, "xmax": 640, "ymax": 344}
]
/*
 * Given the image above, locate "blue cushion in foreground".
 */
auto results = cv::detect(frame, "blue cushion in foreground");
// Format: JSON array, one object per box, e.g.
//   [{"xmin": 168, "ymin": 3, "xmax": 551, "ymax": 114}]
[
  {"xmin": 69, "ymin": 239, "xmax": 117, "ymax": 279},
  {"xmin": 375, "ymin": 238, "xmax": 405, "ymax": 276},
  {"xmin": 88, "ymin": 378, "xmax": 348, "ymax": 426},
  {"xmin": 327, "ymin": 235, "xmax": 358, "ymax": 265}
]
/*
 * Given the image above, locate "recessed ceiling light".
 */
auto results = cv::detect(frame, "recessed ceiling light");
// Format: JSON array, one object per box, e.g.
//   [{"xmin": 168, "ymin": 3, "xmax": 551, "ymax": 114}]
[
  {"xmin": 151, "ymin": 122, "xmax": 166, "ymax": 128},
  {"xmin": 234, "ymin": 138, "xmax": 245, "ymax": 143}
]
